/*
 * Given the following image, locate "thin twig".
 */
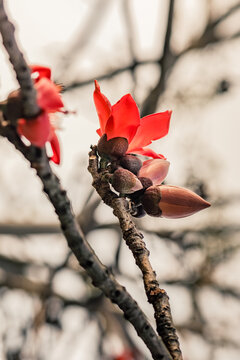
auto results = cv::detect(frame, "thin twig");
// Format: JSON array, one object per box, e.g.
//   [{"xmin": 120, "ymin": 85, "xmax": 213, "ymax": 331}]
[
  {"xmin": 88, "ymin": 146, "xmax": 182, "ymax": 360},
  {"xmin": 63, "ymin": 59, "xmax": 156, "ymax": 91},
  {"xmin": 141, "ymin": 0, "xmax": 175, "ymax": 117},
  {"xmin": 0, "ymin": 0, "xmax": 40, "ymax": 117}
]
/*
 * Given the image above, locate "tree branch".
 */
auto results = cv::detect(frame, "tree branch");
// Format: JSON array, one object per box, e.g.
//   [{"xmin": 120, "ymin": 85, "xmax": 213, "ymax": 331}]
[
  {"xmin": 0, "ymin": 124, "xmax": 172, "ymax": 360},
  {"xmin": 0, "ymin": 0, "xmax": 40, "ymax": 118},
  {"xmin": 140, "ymin": 0, "xmax": 175, "ymax": 117},
  {"xmin": 88, "ymin": 146, "xmax": 182, "ymax": 360}
]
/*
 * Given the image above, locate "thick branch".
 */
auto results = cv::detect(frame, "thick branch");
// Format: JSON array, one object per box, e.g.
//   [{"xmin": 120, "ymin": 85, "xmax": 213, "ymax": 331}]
[
  {"xmin": 0, "ymin": 0, "xmax": 40, "ymax": 117},
  {"xmin": 0, "ymin": 124, "xmax": 171, "ymax": 360},
  {"xmin": 88, "ymin": 146, "xmax": 182, "ymax": 360}
]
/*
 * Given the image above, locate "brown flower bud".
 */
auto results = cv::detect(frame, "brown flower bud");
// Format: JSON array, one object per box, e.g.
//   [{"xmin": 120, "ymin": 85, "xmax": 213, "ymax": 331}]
[
  {"xmin": 118, "ymin": 154, "xmax": 142, "ymax": 175},
  {"xmin": 112, "ymin": 168, "xmax": 143, "ymax": 194},
  {"xmin": 97, "ymin": 134, "xmax": 128, "ymax": 159},
  {"xmin": 142, "ymin": 185, "xmax": 211, "ymax": 218}
]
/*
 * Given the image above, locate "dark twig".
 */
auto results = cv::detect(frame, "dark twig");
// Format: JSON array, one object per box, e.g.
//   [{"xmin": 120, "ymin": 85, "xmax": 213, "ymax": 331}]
[
  {"xmin": 209, "ymin": 2, "xmax": 240, "ymax": 29},
  {"xmin": 57, "ymin": 0, "xmax": 110, "ymax": 80},
  {"xmin": 62, "ymin": 0, "xmax": 240, "ymax": 114},
  {"xmin": 0, "ymin": 124, "xmax": 171, "ymax": 360},
  {"xmin": 0, "ymin": 0, "xmax": 40, "ymax": 118},
  {"xmin": 88, "ymin": 146, "xmax": 182, "ymax": 360},
  {"xmin": 141, "ymin": 0, "xmax": 175, "ymax": 117},
  {"xmin": 183, "ymin": 2, "xmax": 240, "ymax": 51},
  {"xmin": 63, "ymin": 59, "xmax": 156, "ymax": 92}
]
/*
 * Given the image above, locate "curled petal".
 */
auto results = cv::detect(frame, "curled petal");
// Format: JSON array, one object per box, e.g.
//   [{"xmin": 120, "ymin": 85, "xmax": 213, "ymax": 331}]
[
  {"xmin": 35, "ymin": 78, "xmax": 64, "ymax": 112},
  {"xmin": 30, "ymin": 65, "xmax": 51, "ymax": 82},
  {"xmin": 128, "ymin": 111, "xmax": 171, "ymax": 152},
  {"xmin": 17, "ymin": 112, "xmax": 51, "ymax": 147},
  {"xmin": 105, "ymin": 94, "xmax": 140, "ymax": 142},
  {"xmin": 94, "ymin": 80, "xmax": 112, "ymax": 136},
  {"xmin": 49, "ymin": 130, "xmax": 61, "ymax": 164},
  {"xmin": 139, "ymin": 159, "xmax": 170, "ymax": 185},
  {"xmin": 128, "ymin": 147, "xmax": 166, "ymax": 159}
]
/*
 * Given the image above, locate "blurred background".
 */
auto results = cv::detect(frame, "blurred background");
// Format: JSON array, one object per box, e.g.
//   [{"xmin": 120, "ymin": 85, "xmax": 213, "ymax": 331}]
[{"xmin": 0, "ymin": 0, "xmax": 240, "ymax": 359}]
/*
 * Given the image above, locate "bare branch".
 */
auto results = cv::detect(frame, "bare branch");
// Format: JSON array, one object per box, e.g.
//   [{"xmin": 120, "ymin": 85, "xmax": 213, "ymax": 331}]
[
  {"xmin": 141, "ymin": 0, "xmax": 175, "ymax": 117},
  {"xmin": 0, "ymin": 0, "xmax": 40, "ymax": 117},
  {"xmin": 57, "ymin": 0, "xmax": 110, "ymax": 80},
  {"xmin": 88, "ymin": 146, "xmax": 182, "ymax": 360},
  {"xmin": 0, "ymin": 124, "xmax": 172, "ymax": 360}
]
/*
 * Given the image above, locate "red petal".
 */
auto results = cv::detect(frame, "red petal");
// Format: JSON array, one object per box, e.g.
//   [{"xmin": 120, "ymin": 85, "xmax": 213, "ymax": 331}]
[
  {"xmin": 105, "ymin": 94, "xmax": 140, "ymax": 142},
  {"xmin": 36, "ymin": 78, "xmax": 64, "ymax": 112},
  {"xmin": 96, "ymin": 128, "xmax": 102, "ymax": 136},
  {"xmin": 17, "ymin": 112, "xmax": 51, "ymax": 147},
  {"xmin": 127, "ymin": 147, "xmax": 166, "ymax": 159},
  {"xmin": 30, "ymin": 65, "xmax": 51, "ymax": 82},
  {"xmin": 93, "ymin": 80, "xmax": 112, "ymax": 135},
  {"xmin": 139, "ymin": 159, "xmax": 170, "ymax": 185},
  {"xmin": 49, "ymin": 130, "xmax": 61, "ymax": 165},
  {"xmin": 128, "ymin": 110, "xmax": 171, "ymax": 152}
]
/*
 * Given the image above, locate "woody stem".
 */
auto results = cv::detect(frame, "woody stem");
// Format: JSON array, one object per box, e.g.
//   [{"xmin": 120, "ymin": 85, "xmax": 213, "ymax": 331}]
[{"xmin": 88, "ymin": 145, "xmax": 183, "ymax": 360}]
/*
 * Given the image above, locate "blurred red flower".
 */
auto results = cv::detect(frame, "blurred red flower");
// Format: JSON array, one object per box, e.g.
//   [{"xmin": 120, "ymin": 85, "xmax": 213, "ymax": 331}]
[
  {"xmin": 17, "ymin": 65, "xmax": 63, "ymax": 164},
  {"xmin": 113, "ymin": 349, "xmax": 136, "ymax": 360},
  {"xmin": 93, "ymin": 80, "xmax": 171, "ymax": 159}
]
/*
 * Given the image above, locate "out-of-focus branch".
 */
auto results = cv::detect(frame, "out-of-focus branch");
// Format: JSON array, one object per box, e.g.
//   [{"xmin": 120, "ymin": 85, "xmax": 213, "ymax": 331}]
[
  {"xmin": 0, "ymin": 224, "xmax": 60, "ymax": 235},
  {"xmin": 209, "ymin": 2, "xmax": 240, "ymax": 28},
  {"xmin": 123, "ymin": 0, "xmax": 135, "ymax": 60},
  {"xmin": 0, "ymin": 0, "xmax": 40, "ymax": 118},
  {"xmin": 63, "ymin": 59, "xmax": 155, "ymax": 91},
  {"xmin": 57, "ymin": 0, "xmax": 110, "ymax": 80},
  {"xmin": 184, "ymin": 2, "xmax": 240, "ymax": 51},
  {"xmin": 64, "ymin": 1, "xmax": 240, "ymax": 115},
  {"xmin": 88, "ymin": 146, "xmax": 182, "ymax": 360},
  {"xmin": 141, "ymin": 0, "xmax": 175, "ymax": 117}
]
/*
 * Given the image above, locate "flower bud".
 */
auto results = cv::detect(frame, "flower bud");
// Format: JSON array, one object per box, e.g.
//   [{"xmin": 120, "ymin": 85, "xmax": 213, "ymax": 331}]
[
  {"xmin": 112, "ymin": 168, "xmax": 143, "ymax": 194},
  {"xmin": 118, "ymin": 154, "xmax": 142, "ymax": 175},
  {"xmin": 97, "ymin": 134, "xmax": 128, "ymax": 159},
  {"xmin": 139, "ymin": 159, "xmax": 170, "ymax": 185},
  {"xmin": 142, "ymin": 185, "xmax": 211, "ymax": 218}
]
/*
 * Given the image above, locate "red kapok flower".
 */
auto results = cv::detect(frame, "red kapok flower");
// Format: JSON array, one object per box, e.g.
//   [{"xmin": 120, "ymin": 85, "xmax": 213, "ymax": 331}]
[
  {"xmin": 93, "ymin": 80, "xmax": 171, "ymax": 159},
  {"xmin": 17, "ymin": 65, "xmax": 64, "ymax": 164}
]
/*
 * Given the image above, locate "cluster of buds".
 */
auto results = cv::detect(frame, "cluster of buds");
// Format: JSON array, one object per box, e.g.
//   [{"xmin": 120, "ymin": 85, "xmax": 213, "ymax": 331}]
[
  {"xmin": 97, "ymin": 135, "xmax": 210, "ymax": 219},
  {"xmin": 94, "ymin": 80, "xmax": 210, "ymax": 220}
]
